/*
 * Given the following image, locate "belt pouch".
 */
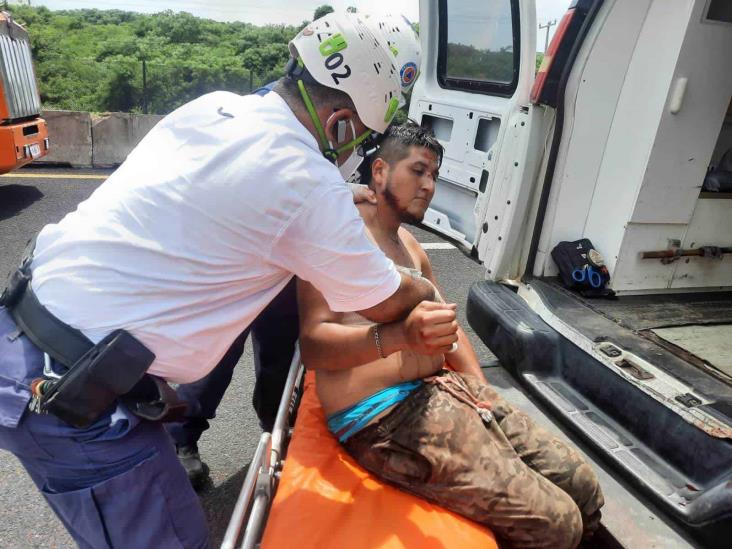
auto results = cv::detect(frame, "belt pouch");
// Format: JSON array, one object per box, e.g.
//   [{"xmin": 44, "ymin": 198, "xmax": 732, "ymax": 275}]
[
  {"xmin": 122, "ymin": 375, "xmax": 187, "ymax": 423},
  {"xmin": 40, "ymin": 329, "xmax": 155, "ymax": 428}
]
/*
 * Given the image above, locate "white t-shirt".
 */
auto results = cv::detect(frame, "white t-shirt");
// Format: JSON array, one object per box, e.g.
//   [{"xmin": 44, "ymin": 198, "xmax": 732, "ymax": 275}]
[{"xmin": 31, "ymin": 91, "xmax": 400, "ymax": 383}]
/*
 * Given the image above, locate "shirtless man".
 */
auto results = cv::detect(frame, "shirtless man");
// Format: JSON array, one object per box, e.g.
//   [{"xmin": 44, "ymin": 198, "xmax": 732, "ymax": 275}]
[{"xmin": 298, "ymin": 121, "xmax": 605, "ymax": 548}]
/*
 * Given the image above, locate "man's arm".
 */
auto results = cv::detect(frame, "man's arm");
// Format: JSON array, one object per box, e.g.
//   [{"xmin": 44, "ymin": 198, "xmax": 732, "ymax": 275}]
[
  {"xmin": 401, "ymin": 229, "xmax": 487, "ymax": 381},
  {"xmin": 298, "ymin": 278, "xmax": 459, "ymax": 371},
  {"xmin": 448, "ymin": 325, "xmax": 487, "ymax": 381}
]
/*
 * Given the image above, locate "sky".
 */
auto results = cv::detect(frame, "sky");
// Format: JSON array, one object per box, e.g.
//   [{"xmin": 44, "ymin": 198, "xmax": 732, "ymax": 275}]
[{"xmin": 29, "ymin": 0, "xmax": 570, "ymax": 50}]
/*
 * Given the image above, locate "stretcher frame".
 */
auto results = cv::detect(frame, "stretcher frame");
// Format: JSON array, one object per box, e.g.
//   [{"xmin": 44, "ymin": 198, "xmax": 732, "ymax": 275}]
[{"xmin": 222, "ymin": 344, "xmax": 305, "ymax": 549}]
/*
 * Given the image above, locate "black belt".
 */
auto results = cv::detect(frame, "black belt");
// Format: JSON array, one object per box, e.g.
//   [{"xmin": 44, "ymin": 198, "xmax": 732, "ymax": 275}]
[
  {"xmin": 10, "ymin": 281, "xmax": 93, "ymax": 369},
  {"xmin": 1, "ymin": 244, "xmax": 186, "ymax": 427},
  {"xmin": 0, "ymin": 237, "xmax": 92, "ymax": 368}
]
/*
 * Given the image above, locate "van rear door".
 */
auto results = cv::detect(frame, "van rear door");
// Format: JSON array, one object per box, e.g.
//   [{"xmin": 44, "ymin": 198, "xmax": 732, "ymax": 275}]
[{"xmin": 411, "ymin": 0, "xmax": 536, "ymax": 250}]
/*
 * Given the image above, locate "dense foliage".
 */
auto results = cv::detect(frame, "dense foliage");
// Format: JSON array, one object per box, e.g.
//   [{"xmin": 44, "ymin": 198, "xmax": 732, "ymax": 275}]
[
  {"xmin": 312, "ymin": 5, "xmax": 335, "ymax": 21},
  {"xmin": 446, "ymin": 43, "xmax": 515, "ymax": 84},
  {"xmin": 10, "ymin": 4, "xmax": 305, "ymax": 114}
]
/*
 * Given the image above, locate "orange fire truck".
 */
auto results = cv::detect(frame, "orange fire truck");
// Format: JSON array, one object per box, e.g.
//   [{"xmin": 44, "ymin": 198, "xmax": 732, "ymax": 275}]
[{"xmin": 0, "ymin": 11, "xmax": 47, "ymax": 173}]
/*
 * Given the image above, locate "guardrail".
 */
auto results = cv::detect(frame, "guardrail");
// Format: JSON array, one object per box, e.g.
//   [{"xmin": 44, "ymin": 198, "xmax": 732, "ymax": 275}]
[{"xmin": 36, "ymin": 110, "xmax": 164, "ymax": 168}]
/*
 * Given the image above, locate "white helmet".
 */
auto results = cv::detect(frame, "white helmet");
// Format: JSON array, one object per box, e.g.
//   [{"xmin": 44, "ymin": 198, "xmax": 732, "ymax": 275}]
[
  {"xmin": 288, "ymin": 12, "xmax": 402, "ymax": 134},
  {"xmin": 364, "ymin": 13, "xmax": 421, "ymax": 102}
]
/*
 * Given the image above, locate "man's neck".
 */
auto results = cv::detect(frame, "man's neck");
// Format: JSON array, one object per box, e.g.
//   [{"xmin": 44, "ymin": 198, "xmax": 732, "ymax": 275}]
[
  {"xmin": 373, "ymin": 202, "xmax": 402, "ymax": 241},
  {"xmin": 358, "ymin": 202, "xmax": 416, "ymax": 270}
]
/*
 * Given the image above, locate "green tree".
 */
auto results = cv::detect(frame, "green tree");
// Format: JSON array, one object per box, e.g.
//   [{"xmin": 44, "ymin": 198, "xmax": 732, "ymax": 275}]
[
  {"xmin": 313, "ymin": 5, "xmax": 334, "ymax": 20},
  {"xmin": 100, "ymin": 58, "xmax": 140, "ymax": 112},
  {"xmin": 9, "ymin": 4, "xmax": 302, "ymax": 114}
]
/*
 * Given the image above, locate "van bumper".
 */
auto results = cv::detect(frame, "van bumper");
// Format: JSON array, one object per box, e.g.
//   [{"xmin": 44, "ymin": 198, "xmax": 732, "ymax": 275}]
[{"xmin": 467, "ymin": 280, "xmax": 732, "ymax": 547}]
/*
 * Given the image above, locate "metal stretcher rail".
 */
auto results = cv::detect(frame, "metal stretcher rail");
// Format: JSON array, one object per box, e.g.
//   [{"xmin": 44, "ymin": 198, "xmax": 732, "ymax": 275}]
[{"xmin": 222, "ymin": 344, "xmax": 305, "ymax": 549}]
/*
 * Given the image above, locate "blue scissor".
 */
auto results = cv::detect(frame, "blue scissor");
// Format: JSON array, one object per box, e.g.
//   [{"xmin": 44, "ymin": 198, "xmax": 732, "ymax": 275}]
[{"xmin": 572, "ymin": 265, "xmax": 603, "ymax": 288}]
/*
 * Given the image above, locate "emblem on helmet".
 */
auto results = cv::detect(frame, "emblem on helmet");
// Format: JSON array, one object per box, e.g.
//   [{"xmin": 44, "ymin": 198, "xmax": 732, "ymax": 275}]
[{"xmin": 400, "ymin": 62, "xmax": 417, "ymax": 88}]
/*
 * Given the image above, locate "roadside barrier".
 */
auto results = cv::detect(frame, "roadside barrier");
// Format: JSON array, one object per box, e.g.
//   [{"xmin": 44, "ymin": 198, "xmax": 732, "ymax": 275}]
[{"xmin": 36, "ymin": 110, "xmax": 164, "ymax": 168}]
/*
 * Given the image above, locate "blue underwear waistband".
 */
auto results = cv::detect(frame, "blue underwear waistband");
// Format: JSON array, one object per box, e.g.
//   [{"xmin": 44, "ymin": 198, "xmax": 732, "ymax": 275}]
[{"xmin": 326, "ymin": 380, "xmax": 422, "ymax": 443}]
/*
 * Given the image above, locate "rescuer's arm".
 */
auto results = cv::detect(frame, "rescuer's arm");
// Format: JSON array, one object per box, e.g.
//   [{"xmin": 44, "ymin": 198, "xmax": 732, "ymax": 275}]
[
  {"xmin": 272, "ymin": 182, "xmax": 443, "ymax": 322},
  {"xmin": 298, "ymin": 278, "xmax": 459, "ymax": 371},
  {"xmin": 356, "ymin": 271, "xmax": 439, "ymax": 323}
]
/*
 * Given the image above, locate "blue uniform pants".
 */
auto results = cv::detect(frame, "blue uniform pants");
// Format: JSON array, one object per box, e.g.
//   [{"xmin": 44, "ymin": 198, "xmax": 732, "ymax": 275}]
[
  {"xmin": 167, "ymin": 278, "xmax": 299, "ymax": 444},
  {"xmin": 0, "ymin": 308, "xmax": 209, "ymax": 548}
]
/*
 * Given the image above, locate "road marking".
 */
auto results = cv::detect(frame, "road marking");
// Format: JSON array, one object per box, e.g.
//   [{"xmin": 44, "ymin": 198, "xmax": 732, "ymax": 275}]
[
  {"xmin": 1, "ymin": 173, "xmax": 108, "ymax": 180},
  {"xmin": 420, "ymin": 242, "xmax": 456, "ymax": 250}
]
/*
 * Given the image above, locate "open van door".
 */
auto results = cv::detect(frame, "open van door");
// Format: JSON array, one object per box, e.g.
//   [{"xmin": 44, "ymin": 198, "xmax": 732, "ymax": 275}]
[{"xmin": 410, "ymin": 0, "xmax": 536, "ymax": 253}]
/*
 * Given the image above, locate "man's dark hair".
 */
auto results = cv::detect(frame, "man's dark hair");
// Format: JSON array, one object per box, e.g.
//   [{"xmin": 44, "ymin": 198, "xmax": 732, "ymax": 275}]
[
  {"xmin": 359, "ymin": 120, "xmax": 444, "ymax": 185},
  {"xmin": 274, "ymin": 74, "xmax": 356, "ymax": 113}
]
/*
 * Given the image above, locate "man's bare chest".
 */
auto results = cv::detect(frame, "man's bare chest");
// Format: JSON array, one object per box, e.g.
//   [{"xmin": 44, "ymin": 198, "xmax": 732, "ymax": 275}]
[{"xmin": 376, "ymin": 234, "xmax": 419, "ymax": 271}]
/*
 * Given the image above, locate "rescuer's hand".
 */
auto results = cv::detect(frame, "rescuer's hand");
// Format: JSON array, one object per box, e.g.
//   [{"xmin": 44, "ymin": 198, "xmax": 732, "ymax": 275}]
[
  {"xmin": 350, "ymin": 183, "xmax": 378, "ymax": 205},
  {"xmin": 402, "ymin": 301, "xmax": 459, "ymax": 355}
]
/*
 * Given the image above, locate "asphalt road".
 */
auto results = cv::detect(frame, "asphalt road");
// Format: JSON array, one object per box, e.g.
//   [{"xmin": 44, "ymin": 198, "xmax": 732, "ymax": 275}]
[{"xmin": 0, "ymin": 167, "xmax": 492, "ymax": 548}]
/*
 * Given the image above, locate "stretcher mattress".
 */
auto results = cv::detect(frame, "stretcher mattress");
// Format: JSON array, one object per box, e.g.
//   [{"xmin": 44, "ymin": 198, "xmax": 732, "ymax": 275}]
[{"xmin": 260, "ymin": 372, "xmax": 498, "ymax": 549}]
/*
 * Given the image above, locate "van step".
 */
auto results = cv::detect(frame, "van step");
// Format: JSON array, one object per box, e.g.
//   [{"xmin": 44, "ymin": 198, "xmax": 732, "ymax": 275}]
[
  {"xmin": 467, "ymin": 281, "xmax": 732, "ymax": 548},
  {"xmin": 529, "ymin": 376, "xmax": 686, "ymax": 497},
  {"xmin": 484, "ymin": 364, "xmax": 694, "ymax": 548}
]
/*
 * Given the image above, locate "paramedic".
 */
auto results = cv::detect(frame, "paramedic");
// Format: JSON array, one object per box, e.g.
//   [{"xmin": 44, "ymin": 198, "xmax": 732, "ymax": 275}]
[
  {"xmin": 0, "ymin": 13, "xmax": 456, "ymax": 549},
  {"xmin": 169, "ymin": 11, "xmax": 424, "ymax": 488},
  {"xmin": 298, "ymin": 121, "xmax": 605, "ymax": 549}
]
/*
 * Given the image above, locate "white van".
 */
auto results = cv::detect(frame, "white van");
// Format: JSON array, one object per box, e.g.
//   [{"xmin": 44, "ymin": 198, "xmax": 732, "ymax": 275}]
[
  {"xmin": 410, "ymin": 0, "xmax": 731, "ymax": 546},
  {"xmin": 227, "ymin": 2, "xmax": 731, "ymax": 547}
]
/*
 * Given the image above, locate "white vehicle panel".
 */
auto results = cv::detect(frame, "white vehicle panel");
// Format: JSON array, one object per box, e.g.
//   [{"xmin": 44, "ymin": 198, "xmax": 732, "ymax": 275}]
[
  {"xmin": 631, "ymin": 7, "xmax": 732, "ymax": 225},
  {"xmin": 536, "ymin": 0, "xmax": 653, "ymax": 277},
  {"xmin": 582, "ymin": 0, "xmax": 694, "ymax": 276},
  {"xmin": 670, "ymin": 198, "xmax": 732, "ymax": 289}
]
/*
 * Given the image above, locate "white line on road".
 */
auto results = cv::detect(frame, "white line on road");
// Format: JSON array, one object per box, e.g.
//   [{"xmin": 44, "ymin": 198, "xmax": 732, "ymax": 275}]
[{"xmin": 419, "ymin": 242, "xmax": 456, "ymax": 250}]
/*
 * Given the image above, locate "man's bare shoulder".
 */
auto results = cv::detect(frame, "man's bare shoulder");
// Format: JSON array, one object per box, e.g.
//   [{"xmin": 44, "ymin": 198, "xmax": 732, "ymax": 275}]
[
  {"xmin": 398, "ymin": 226, "xmax": 432, "ymax": 272},
  {"xmin": 397, "ymin": 226, "xmax": 421, "ymax": 248}
]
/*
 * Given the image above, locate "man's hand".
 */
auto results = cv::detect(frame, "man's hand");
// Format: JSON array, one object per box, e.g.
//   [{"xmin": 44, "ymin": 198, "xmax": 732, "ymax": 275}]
[
  {"xmin": 401, "ymin": 301, "xmax": 459, "ymax": 355},
  {"xmin": 350, "ymin": 183, "xmax": 377, "ymax": 205}
]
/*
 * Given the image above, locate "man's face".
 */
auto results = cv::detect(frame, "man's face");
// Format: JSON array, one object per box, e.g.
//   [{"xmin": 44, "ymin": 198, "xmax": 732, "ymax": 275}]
[{"xmin": 381, "ymin": 146, "xmax": 439, "ymax": 224}]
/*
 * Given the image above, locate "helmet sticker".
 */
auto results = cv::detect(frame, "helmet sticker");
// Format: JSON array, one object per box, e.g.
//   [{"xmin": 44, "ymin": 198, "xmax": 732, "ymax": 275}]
[
  {"xmin": 400, "ymin": 62, "xmax": 417, "ymax": 88},
  {"xmin": 384, "ymin": 96, "xmax": 399, "ymax": 122},
  {"xmin": 320, "ymin": 33, "xmax": 348, "ymax": 57}
]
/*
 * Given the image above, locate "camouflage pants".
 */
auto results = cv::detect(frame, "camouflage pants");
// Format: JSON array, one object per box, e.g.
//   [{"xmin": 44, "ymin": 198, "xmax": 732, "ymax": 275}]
[{"xmin": 343, "ymin": 371, "xmax": 604, "ymax": 549}]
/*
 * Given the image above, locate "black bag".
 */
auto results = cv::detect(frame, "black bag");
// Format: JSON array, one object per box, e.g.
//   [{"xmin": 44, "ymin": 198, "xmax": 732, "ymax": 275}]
[
  {"xmin": 551, "ymin": 239, "xmax": 613, "ymax": 297},
  {"xmin": 39, "ymin": 329, "xmax": 155, "ymax": 428},
  {"xmin": 551, "ymin": 238, "xmax": 594, "ymax": 287}
]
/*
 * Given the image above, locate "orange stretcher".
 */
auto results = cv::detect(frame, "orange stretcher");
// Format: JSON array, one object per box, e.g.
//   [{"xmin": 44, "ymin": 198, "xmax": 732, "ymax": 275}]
[{"xmin": 222, "ymin": 346, "xmax": 498, "ymax": 549}]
